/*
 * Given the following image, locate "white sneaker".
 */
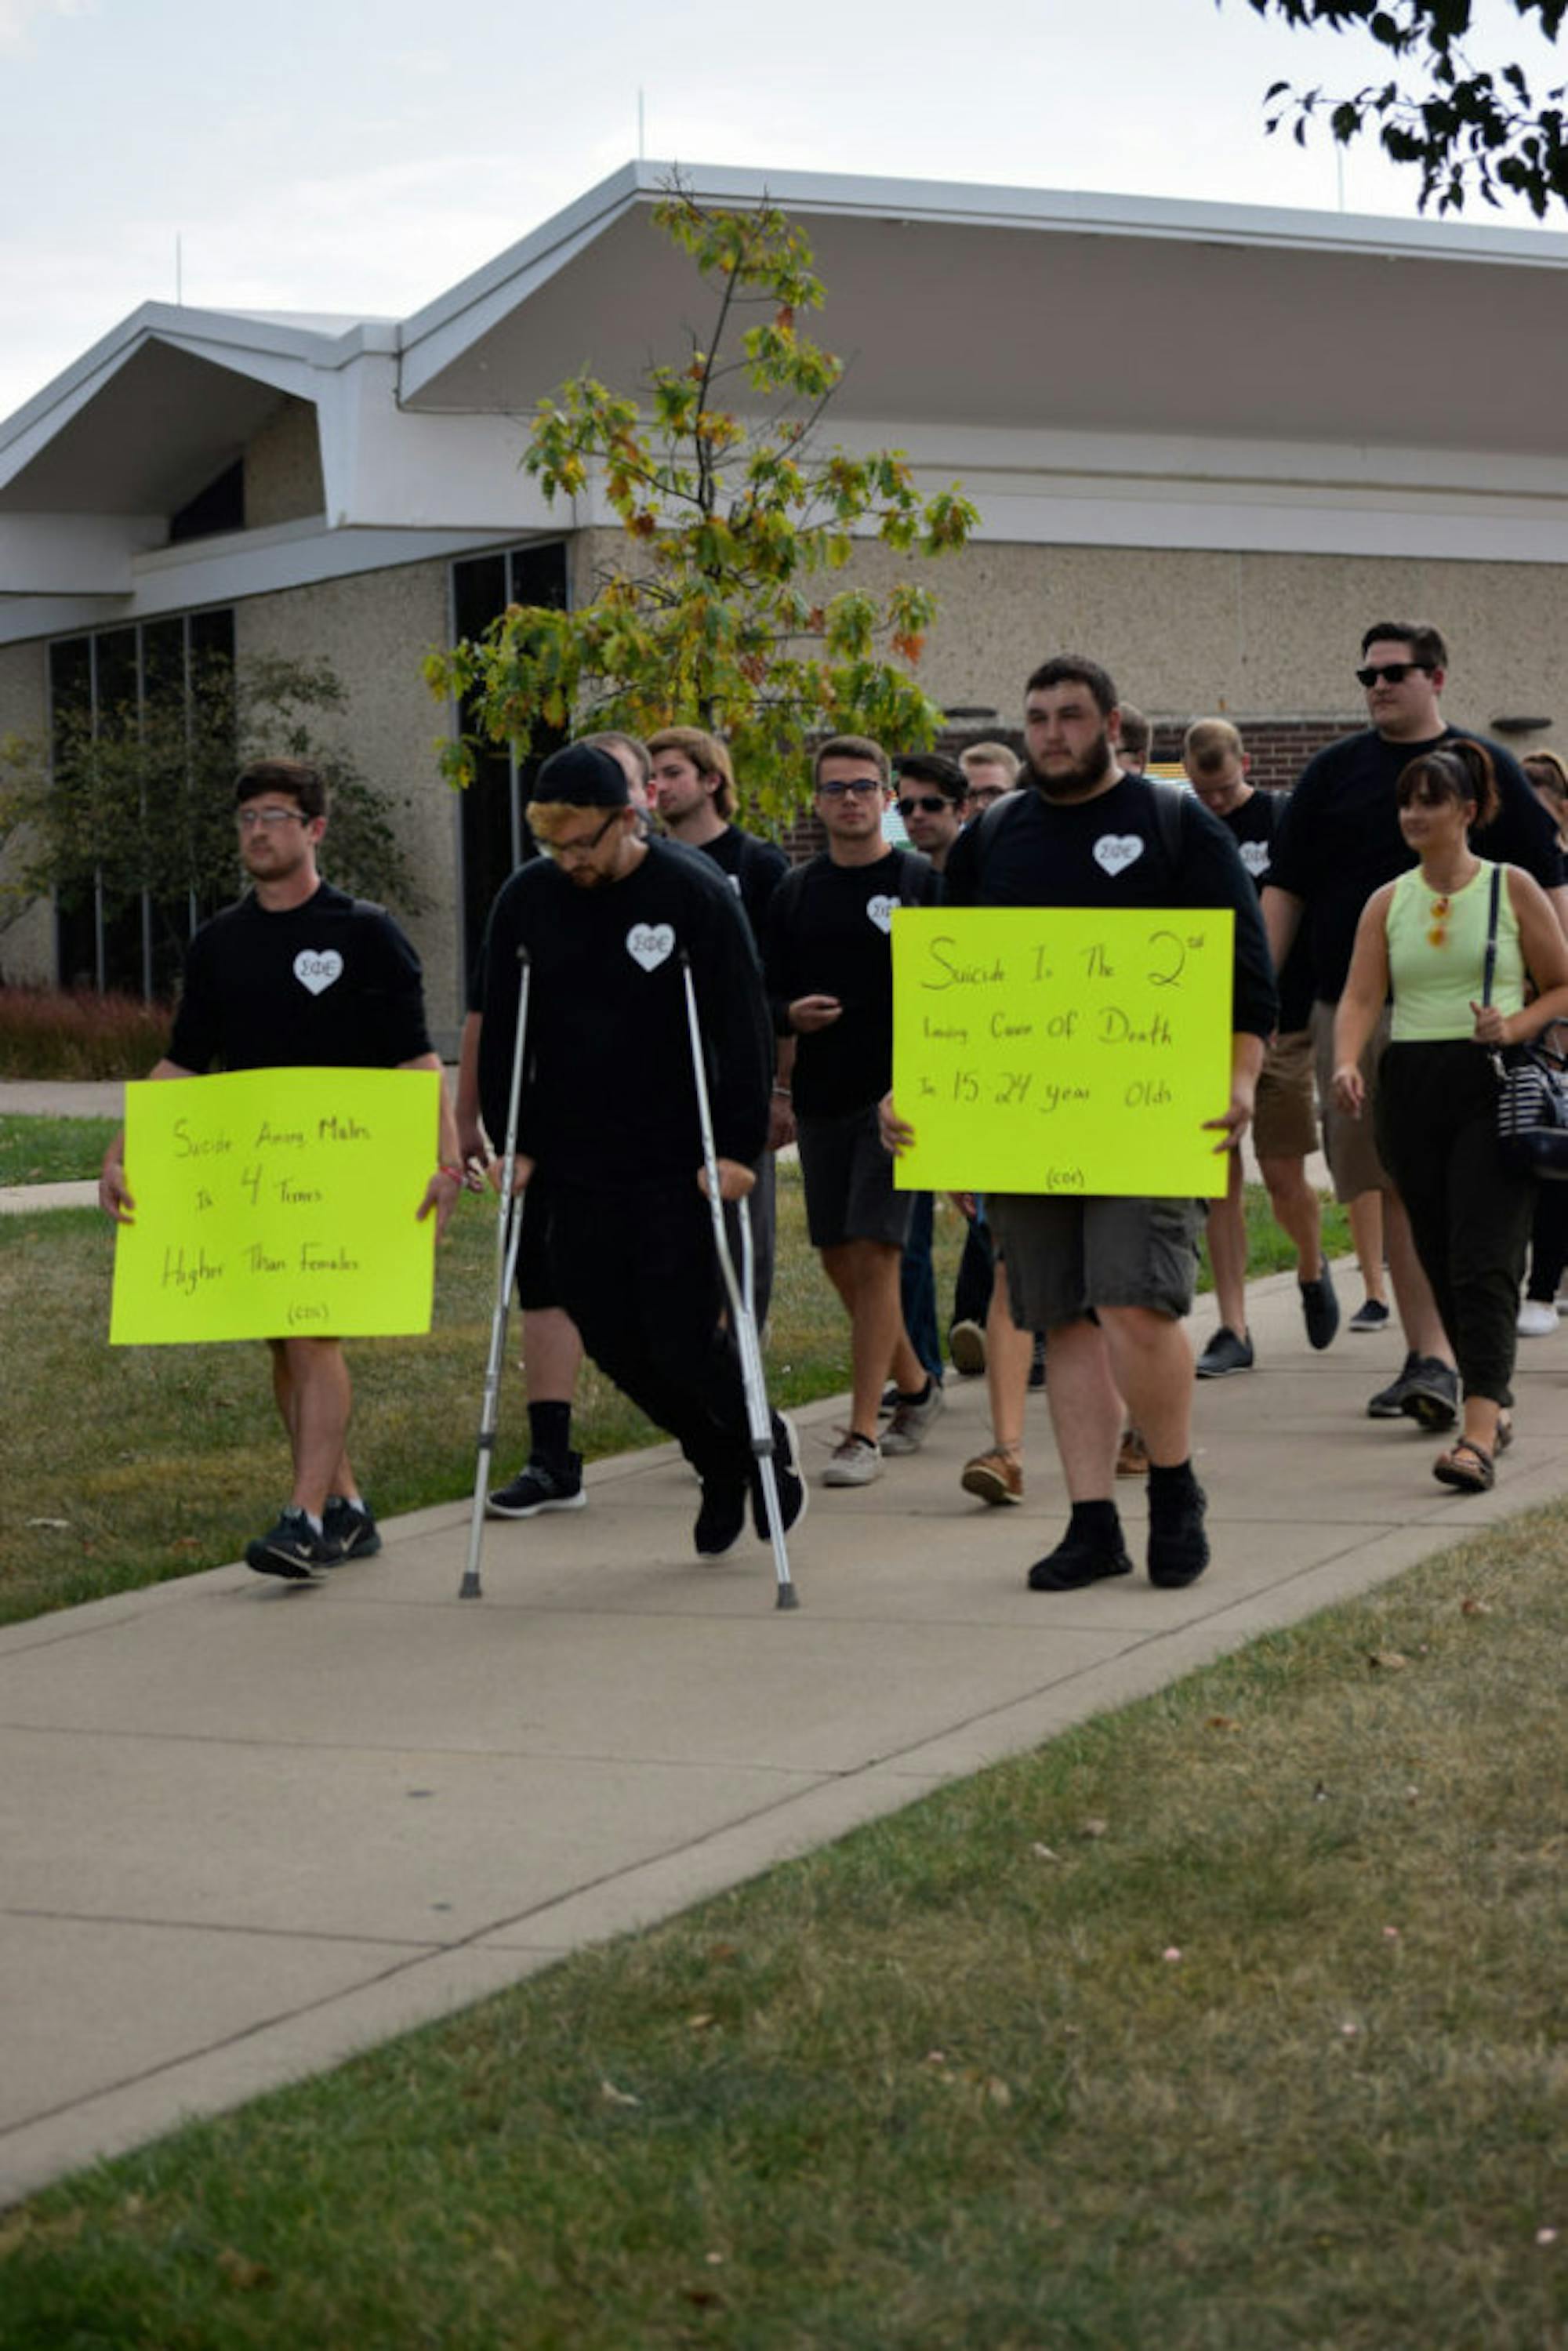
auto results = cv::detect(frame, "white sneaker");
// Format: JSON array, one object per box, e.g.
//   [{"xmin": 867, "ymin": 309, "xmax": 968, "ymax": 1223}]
[
  {"xmin": 822, "ymin": 1431, "xmax": 884, "ymax": 1486},
  {"xmin": 1516, "ymin": 1298, "xmax": 1557, "ymax": 1337}
]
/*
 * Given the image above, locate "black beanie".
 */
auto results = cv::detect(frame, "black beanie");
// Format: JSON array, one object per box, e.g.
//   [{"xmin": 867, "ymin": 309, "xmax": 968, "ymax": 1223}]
[{"xmin": 531, "ymin": 744, "xmax": 630, "ymax": 808}]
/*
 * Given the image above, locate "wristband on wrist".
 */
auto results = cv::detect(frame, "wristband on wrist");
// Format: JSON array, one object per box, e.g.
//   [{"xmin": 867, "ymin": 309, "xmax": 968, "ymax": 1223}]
[
  {"xmin": 437, "ymin": 1163, "xmax": 464, "ymax": 1181},
  {"xmin": 771, "ymin": 1083, "xmax": 791, "ymax": 1097}
]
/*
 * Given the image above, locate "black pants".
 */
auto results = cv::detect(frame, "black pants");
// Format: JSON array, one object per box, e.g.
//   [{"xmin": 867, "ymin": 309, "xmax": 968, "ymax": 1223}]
[
  {"xmin": 547, "ymin": 1177, "xmax": 752, "ymax": 1487},
  {"xmin": 1526, "ymin": 1178, "xmax": 1568, "ymax": 1303},
  {"xmin": 1374, "ymin": 1040, "xmax": 1535, "ymax": 1408}
]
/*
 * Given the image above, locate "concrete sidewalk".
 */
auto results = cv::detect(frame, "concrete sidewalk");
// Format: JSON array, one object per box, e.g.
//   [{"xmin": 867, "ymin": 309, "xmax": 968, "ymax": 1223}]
[{"xmin": 4, "ymin": 1265, "xmax": 1565, "ymax": 2208}]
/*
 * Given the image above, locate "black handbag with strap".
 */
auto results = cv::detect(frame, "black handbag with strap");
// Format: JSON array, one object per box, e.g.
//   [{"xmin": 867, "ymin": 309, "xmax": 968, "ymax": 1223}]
[{"xmin": 1483, "ymin": 862, "xmax": 1568, "ymax": 1178}]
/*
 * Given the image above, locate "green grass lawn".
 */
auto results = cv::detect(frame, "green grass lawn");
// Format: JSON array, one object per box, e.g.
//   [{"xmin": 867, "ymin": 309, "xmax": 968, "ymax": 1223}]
[
  {"xmin": 1, "ymin": 1517, "xmax": 1563, "ymax": 2349},
  {"xmin": 0, "ymin": 1115, "xmax": 118, "ymax": 1187},
  {"xmin": 0, "ymin": 1144, "xmax": 1350, "ymax": 1628}
]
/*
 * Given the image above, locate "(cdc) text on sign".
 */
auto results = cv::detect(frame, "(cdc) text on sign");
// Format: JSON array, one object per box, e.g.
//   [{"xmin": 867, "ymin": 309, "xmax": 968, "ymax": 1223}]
[
  {"xmin": 891, "ymin": 908, "xmax": 1235, "ymax": 1198},
  {"xmin": 110, "ymin": 1066, "xmax": 441, "ymax": 1345}
]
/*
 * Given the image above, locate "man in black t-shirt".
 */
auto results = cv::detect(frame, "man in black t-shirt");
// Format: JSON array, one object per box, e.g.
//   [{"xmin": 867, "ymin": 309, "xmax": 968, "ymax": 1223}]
[
  {"xmin": 1184, "ymin": 720, "xmax": 1336, "ymax": 1377},
  {"xmin": 466, "ymin": 743, "xmax": 804, "ymax": 1564},
  {"xmin": 98, "ymin": 757, "xmax": 460, "ymax": 1580},
  {"xmin": 1264, "ymin": 620, "xmax": 1568, "ymax": 1429},
  {"xmin": 648, "ymin": 724, "xmax": 791, "ymax": 1327},
  {"xmin": 886, "ymin": 657, "xmax": 1278, "ymax": 1596},
  {"xmin": 764, "ymin": 735, "xmax": 942, "ymax": 1485}
]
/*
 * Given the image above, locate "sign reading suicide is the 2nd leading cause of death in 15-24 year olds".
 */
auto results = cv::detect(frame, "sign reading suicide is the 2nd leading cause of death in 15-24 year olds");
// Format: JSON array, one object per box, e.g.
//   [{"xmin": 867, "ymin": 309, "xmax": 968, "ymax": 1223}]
[
  {"xmin": 109, "ymin": 1067, "xmax": 441, "ymax": 1345},
  {"xmin": 890, "ymin": 908, "xmax": 1236, "ymax": 1199}
]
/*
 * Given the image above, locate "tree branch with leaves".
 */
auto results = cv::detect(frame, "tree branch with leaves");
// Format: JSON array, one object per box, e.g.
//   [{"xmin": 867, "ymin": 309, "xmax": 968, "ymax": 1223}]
[{"xmin": 1239, "ymin": 0, "xmax": 1568, "ymax": 215}]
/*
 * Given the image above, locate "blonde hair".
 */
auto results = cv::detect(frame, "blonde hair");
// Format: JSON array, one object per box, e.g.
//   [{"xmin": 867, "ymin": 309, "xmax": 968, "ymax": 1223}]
[
  {"xmin": 959, "ymin": 741, "xmax": 1020, "ymax": 782},
  {"xmin": 1182, "ymin": 717, "xmax": 1245, "ymax": 774},
  {"xmin": 647, "ymin": 725, "xmax": 736, "ymax": 819}
]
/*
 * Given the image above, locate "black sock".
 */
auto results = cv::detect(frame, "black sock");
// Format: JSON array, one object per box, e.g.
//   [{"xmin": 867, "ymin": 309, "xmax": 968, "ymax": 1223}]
[
  {"xmin": 1149, "ymin": 1459, "xmax": 1200, "ymax": 1511},
  {"xmin": 1069, "ymin": 1499, "xmax": 1122, "ymax": 1548},
  {"xmin": 528, "ymin": 1400, "xmax": 573, "ymax": 1473},
  {"xmin": 896, "ymin": 1375, "xmax": 934, "ymax": 1406}
]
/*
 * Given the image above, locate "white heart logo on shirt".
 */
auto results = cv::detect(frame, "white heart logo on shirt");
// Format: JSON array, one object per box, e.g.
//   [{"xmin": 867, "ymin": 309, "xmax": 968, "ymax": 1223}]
[
  {"xmin": 293, "ymin": 949, "xmax": 343, "ymax": 996},
  {"xmin": 626, "ymin": 923, "xmax": 675, "ymax": 973},
  {"xmin": 866, "ymin": 894, "xmax": 898, "ymax": 934},
  {"xmin": 1092, "ymin": 834, "xmax": 1144, "ymax": 879},
  {"xmin": 1240, "ymin": 840, "xmax": 1271, "ymax": 878}
]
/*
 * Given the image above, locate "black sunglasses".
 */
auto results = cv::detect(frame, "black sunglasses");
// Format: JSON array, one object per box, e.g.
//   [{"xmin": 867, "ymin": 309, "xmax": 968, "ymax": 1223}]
[
  {"xmin": 1356, "ymin": 662, "xmax": 1433, "ymax": 688},
  {"xmin": 896, "ymin": 794, "xmax": 952, "ymax": 816}
]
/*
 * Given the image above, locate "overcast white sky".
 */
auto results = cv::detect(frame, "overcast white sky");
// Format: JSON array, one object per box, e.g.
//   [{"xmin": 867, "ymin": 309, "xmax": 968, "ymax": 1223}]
[{"xmin": 3, "ymin": 0, "xmax": 1565, "ymax": 423}]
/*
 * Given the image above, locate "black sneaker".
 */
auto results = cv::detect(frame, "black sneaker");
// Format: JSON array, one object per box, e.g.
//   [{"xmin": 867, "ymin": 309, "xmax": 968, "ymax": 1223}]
[
  {"xmin": 750, "ymin": 1413, "xmax": 808, "ymax": 1543},
  {"xmin": 1196, "ymin": 1326, "xmax": 1254, "ymax": 1378},
  {"xmin": 1299, "ymin": 1259, "xmax": 1340, "ymax": 1351},
  {"xmin": 1027, "ymin": 1532, "xmax": 1134, "ymax": 1592},
  {"xmin": 487, "ymin": 1453, "xmax": 586, "ymax": 1519},
  {"xmin": 245, "ymin": 1507, "xmax": 335, "ymax": 1581},
  {"xmin": 695, "ymin": 1475, "xmax": 749, "ymax": 1558},
  {"xmin": 1367, "ymin": 1351, "xmax": 1421, "ymax": 1418},
  {"xmin": 1147, "ymin": 1480, "xmax": 1210, "ymax": 1588},
  {"xmin": 1399, "ymin": 1356, "xmax": 1459, "ymax": 1431},
  {"xmin": 323, "ymin": 1497, "xmax": 381, "ymax": 1558},
  {"xmin": 1348, "ymin": 1297, "xmax": 1390, "ymax": 1333}
]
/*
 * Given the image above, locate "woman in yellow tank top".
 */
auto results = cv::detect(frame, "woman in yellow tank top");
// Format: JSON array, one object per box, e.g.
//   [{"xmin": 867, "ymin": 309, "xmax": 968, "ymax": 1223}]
[{"xmin": 1332, "ymin": 741, "xmax": 1568, "ymax": 1492}]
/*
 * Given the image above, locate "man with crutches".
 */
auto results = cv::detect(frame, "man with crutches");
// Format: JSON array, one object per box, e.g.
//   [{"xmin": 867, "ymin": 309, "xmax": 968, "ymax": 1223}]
[{"xmin": 465, "ymin": 742, "xmax": 806, "ymax": 1580}]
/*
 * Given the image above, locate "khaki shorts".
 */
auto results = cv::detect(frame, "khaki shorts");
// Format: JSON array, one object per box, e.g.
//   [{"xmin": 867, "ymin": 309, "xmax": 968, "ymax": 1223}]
[
  {"xmin": 989, "ymin": 1193, "xmax": 1204, "ymax": 1330},
  {"xmin": 1311, "ymin": 997, "xmax": 1391, "ymax": 1203},
  {"xmin": 1252, "ymin": 1026, "xmax": 1319, "ymax": 1162}
]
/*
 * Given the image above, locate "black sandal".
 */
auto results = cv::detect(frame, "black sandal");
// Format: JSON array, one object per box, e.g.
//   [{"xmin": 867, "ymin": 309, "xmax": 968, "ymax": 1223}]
[{"xmin": 1432, "ymin": 1437, "xmax": 1495, "ymax": 1493}]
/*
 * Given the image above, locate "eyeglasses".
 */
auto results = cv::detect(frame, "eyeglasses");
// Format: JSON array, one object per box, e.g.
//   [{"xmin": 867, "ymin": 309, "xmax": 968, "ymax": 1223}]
[
  {"xmin": 896, "ymin": 794, "xmax": 953, "ymax": 818},
  {"xmin": 1356, "ymin": 662, "xmax": 1433, "ymax": 688},
  {"xmin": 817, "ymin": 778, "xmax": 882, "ymax": 799},
  {"xmin": 236, "ymin": 807, "xmax": 306, "ymax": 830},
  {"xmin": 536, "ymin": 808, "xmax": 622, "ymax": 862}
]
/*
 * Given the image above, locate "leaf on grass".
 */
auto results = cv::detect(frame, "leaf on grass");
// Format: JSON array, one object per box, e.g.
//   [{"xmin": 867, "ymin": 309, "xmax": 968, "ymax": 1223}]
[
  {"xmin": 1206, "ymin": 1714, "xmax": 1242, "ymax": 1732},
  {"xmin": 1459, "ymin": 1595, "xmax": 1492, "ymax": 1616},
  {"xmin": 687, "ymin": 2012, "xmax": 716, "ymax": 2032},
  {"xmin": 24, "ymin": 1517, "xmax": 69, "ymax": 1531},
  {"xmin": 170, "ymin": 1536, "xmax": 201, "ymax": 1554},
  {"xmin": 1031, "ymin": 1842, "xmax": 1060, "ymax": 1862},
  {"xmin": 1367, "ymin": 1650, "xmax": 1408, "ymax": 1671},
  {"xmin": 216, "ymin": 2248, "xmax": 274, "ymax": 2291},
  {"xmin": 985, "ymin": 2077, "xmax": 1013, "ymax": 2108},
  {"xmin": 1162, "ymin": 1946, "xmax": 1183, "ymax": 1964},
  {"xmin": 1080, "ymin": 1816, "xmax": 1109, "ymax": 1839},
  {"xmin": 599, "ymin": 2079, "xmax": 641, "ymax": 2107}
]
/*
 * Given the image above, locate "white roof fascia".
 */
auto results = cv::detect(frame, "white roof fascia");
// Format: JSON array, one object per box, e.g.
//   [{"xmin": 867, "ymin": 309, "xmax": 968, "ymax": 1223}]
[
  {"xmin": 0, "ymin": 513, "xmax": 165, "ymax": 595},
  {"xmin": 0, "ymin": 304, "xmax": 397, "ymax": 495},
  {"xmin": 0, "ymin": 517, "xmax": 556, "ymax": 651},
  {"xmin": 615, "ymin": 159, "xmax": 1568, "ymax": 270},
  {"xmin": 397, "ymin": 159, "xmax": 649, "ymax": 405},
  {"xmin": 316, "ymin": 356, "xmax": 561, "ymax": 530}
]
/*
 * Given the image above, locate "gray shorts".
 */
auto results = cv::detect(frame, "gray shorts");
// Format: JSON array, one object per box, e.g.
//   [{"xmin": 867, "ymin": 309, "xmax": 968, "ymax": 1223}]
[
  {"xmin": 989, "ymin": 1192, "xmax": 1204, "ymax": 1330},
  {"xmin": 796, "ymin": 1105, "xmax": 913, "ymax": 1251},
  {"xmin": 1311, "ymin": 997, "xmax": 1391, "ymax": 1203}
]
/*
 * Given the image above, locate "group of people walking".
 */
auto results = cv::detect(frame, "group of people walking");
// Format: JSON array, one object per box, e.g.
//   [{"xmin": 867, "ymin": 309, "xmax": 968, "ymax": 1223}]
[{"xmin": 99, "ymin": 615, "xmax": 1568, "ymax": 1590}]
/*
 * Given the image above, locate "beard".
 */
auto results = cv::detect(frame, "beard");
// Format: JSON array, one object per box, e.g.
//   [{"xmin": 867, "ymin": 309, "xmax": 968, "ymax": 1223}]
[{"xmin": 1028, "ymin": 728, "xmax": 1116, "ymax": 801}]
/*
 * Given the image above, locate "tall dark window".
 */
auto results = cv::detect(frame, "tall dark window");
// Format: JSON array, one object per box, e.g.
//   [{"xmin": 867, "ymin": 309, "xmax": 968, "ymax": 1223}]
[
  {"xmin": 49, "ymin": 608, "xmax": 237, "ymax": 997},
  {"xmin": 449, "ymin": 542, "xmax": 568, "ymax": 985}
]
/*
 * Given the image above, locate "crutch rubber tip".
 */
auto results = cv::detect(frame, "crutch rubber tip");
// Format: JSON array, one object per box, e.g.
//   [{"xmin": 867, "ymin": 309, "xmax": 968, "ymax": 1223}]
[
  {"xmin": 775, "ymin": 1583, "xmax": 800, "ymax": 1611},
  {"xmin": 459, "ymin": 1573, "xmax": 484, "ymax": 1601}
]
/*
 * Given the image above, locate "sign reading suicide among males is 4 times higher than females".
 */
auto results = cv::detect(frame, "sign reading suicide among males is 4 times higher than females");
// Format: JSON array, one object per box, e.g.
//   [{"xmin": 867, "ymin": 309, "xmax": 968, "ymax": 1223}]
[
  {"xmin": 109, "ymin": 1066, "xmax": 442, "ymax": 1345},
  {"xmin": 890, "ymin": 908, "xmax": 1235, "ymax": 1199}
]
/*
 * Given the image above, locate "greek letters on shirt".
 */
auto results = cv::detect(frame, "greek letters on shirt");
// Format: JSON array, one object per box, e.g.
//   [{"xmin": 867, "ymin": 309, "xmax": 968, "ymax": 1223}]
[
  {"xmin": 292, "ymin": 948, "xmax": 344, "ymax": 996},
  {"xmin": 626, "ymin": 923, "xmax": 677, "ymax": 972},
  {"xmin": 1239, "ymin": 840, "xmax": 1271, "ymax": 880},
  {"xmin": 1091, "ymin": 833, "xmax": 1144, "ymax": 879}
]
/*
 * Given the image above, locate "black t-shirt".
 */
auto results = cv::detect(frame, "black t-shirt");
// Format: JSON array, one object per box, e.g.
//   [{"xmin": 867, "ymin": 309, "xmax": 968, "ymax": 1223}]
[
  {"xmin": 167, "ymin": 883, "xmax": 433, "ymax": 1072},
  {"xmin": 697, "ymin": 825, "xmax": 789, "ymax": 949},
  {"xmin": 942, "ymin": 777, "xmax": 1279, "ymax": 1039},
  {"xmin": 471, "ymin": 839, "xmax": 772, "ymax": 1187},
  {"xmin": 1269, "ymin": 724, "xmax": 1565, "ymax": 1003},
  {"xmin": 1214, "ymin": 790, "xmax": 1315, "ymax": 1033},
  {"xmin": 763, "ymin": 847, "xmax": 941, "ymax": 1118}
]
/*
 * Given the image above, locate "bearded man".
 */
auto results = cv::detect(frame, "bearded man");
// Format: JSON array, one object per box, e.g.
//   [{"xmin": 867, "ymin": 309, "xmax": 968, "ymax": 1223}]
[{"xmin": 882, "ymin": 655, "xmax": 1276, "ymax": 1596}]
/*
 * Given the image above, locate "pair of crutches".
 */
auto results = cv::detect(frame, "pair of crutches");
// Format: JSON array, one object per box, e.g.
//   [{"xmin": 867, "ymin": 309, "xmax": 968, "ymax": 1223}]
[{"xmin": 458, "ymin": 943, "xmax": 799, "ymax": 1609}]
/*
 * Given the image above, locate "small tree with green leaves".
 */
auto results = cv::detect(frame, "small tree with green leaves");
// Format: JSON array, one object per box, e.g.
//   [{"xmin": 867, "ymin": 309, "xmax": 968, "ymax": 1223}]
[
  {"xmin": 426, "ymin": 184, "xmax": 979, "ymax": 823},
  {"xmin": 0, "ymin": 652, "xmax": 427, "ymax": 992}
]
